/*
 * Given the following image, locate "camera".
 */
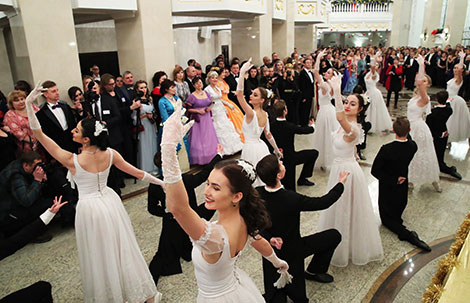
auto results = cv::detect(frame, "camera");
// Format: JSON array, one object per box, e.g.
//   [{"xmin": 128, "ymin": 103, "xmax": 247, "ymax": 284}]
[
  {"xmin": 84, "ymin": 80, "xmax": 99, "ymax": 104},
  {"xmin": 34, "ymin": 162, "xmax": 53, "ymax": 175},
  {"xmin": 135, "ymin": 90, "xmax": 150, "ymax": 105},
  {"xmin": 286, "ymin": 70, "xmax": 292, "ymax": 77}
]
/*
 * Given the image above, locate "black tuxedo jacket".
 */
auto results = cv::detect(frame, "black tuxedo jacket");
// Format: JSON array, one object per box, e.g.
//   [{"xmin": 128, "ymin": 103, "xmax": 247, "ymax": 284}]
[
  {"xmin": 270, "ymin": 119, "xmax": 314, "ymax": 159},
  {"xmin": 36, "ymin": 101, "xmax": 78, "ymax": 160},
  {"xmin": 224, "ymin": 74, "xmax": 238, "ymax": 103},
  {"xmin": 257, "ymin": 183, "xmax": 344, "ymax": 251},
  {"xmin": 404, "ymin": 57, "xmax": 419, "ymax": 74},
  {"xmin": 297, "ymin": 69, "xmax": 314, "ymax": 101},
  {"xmin": 426, "ymin": 104, "xmax": 452, "ymax": 139}
]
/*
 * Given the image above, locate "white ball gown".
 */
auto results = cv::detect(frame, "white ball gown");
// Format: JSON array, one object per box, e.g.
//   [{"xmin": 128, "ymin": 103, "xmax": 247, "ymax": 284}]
[
  {"xmin": 240, "ymin": 111, "xmax": 270, "ymax": 187},
  {"xmin": 317, "ymin": 124, "xmax": 383, "ymax": 267},
  {"xmin": 72, "ymin": 150, "xmax": 160, "ymax": 302},
  {"xmin": 311, "ymin": 82, "xmax": 339, "ymax": 169},
  {"xmin": 191, "ymin": 221, "xmax": 265, "ymax": 303},
  {"xmin": 205, "ymin": 85, "xmax": 243, "ymax": 155},
  {"xmin": 446, "ymin": 78, "xmax": 470, "ymax": 142},
  {"xmin": 365, "ymin": 71, "xmax": 393, "ymax": 133},
  {"xmin": 407, "ymin": 96, "xmax": 440, "ymax": 187}
]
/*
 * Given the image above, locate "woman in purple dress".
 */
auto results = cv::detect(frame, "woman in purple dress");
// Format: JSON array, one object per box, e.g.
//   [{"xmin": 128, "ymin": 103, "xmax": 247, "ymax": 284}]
[{"xmin": 186, "ymin": 77, "xmax": 219, "ymax": 165}]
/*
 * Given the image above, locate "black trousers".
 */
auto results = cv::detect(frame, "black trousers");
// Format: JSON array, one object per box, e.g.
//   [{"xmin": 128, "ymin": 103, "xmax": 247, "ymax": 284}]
[
  {"xmin": 149, "ymin": 217, "xmax": 192, "ymax": 285},
  {"xmin": 0, "ymin": 281, "xmax": 52, "ymax": 303},
  {"xmin": 433, "ymin": 137, "xmax": 453, "ymax": 174},
  {"xmin": 263, "ymin": 229, "xmax": 341, "ymax": 303},
  {"xmin": 386, "ymin": 89, "xmax": 400, "ymax": 107},
  {"xmin": 282, "ymin": 149, "xmax": 318, "ymax": 191},
  {"xmin": 0, "ymin": 198, "xmax": 52, "ymax": 237},
  {"xmin": 378, "ymin": 182, "xmax": 412, "ymax": 240},
  {"xmin": 357, "ymin": 121, "xmax": 371, "ymax": 152},
  {"xmin": 298, "ymin": 98, "xmax": 313, "ymax": 127}
]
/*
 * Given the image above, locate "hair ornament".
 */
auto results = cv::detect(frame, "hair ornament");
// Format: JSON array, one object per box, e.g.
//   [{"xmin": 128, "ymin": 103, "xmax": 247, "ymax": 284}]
[
  {"xmin": 94, "ymin": 121, "xmax": 108, "ymax": 137},
  {"xmin": 267, "ymin": 89, "xmax": 273, "ymax": 99},
  {"xmin": 360, "ymin": 93, "xmax": 370, "ymax": 105},
  {"xmin": 237, "ymin": 160, "xmax": 256, "ymax": 182}
]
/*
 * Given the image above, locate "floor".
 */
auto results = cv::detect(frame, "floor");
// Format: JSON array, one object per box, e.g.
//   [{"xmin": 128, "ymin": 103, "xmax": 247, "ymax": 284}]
[{"xmin": 0, "ymin": 87, "xmax": 469, "ymax": 302}]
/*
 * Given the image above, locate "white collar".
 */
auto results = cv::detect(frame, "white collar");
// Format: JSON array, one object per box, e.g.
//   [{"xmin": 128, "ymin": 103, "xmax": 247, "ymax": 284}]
[
  {"xmin": 264, "ymin": 185, "xmax": 284, "ymax": 192},
  {"xmin": 276, "ymin": 118, "xmax": 286, "ymax": 121},
  {"xmin": 436, "ymin": 104, "xmax": 446, "ymax": 108},
  {"xmin": 394, "ymin": 138, "xmax": 408, "ymax": 142}
]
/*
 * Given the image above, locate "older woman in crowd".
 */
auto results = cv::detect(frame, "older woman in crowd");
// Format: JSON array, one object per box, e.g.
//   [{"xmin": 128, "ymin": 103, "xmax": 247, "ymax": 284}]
[{"xmin": 173, "ymin": 65, "xmax": 191, "ymax": 103}]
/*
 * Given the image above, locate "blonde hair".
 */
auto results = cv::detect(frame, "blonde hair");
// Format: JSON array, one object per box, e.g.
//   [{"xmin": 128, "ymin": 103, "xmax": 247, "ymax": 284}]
[
  {"xmin": 7, "ymin": 90, "xmax": 27, "ymax": 110},
  {"xmin": 413, "ymin": 75, "xmax": 432, "ymax": 96},
  {"xmin": 206, "ymin": 71, "xmax": 219, "ymax": 85}
]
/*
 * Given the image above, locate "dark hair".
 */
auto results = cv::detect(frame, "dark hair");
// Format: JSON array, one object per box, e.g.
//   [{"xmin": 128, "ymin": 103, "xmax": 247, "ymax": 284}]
[
  {"xmin": 67, "ymin": 86, "xmax": 83, "ymax": 101},
  {"xmin": 19, "ymin": 151, "xmax": 42, "ymax": 165},
  {"xmin": 352, "ymin": 93, "xmax": 366, "ymax": 123},
  {"xmin": 14, "ymin": 80, "xmax": 32, "ymax": 95},
  {"xmin": 99, "ymin": 73, "xmax": 115, "ymax": 93},
  {"xmin": 214, "ymin": 160, "xmax": 271, "ymax": 237},
  {"xmin": 160, "ymin": 79, "xmax": 176, "ymax": 95},
  {"xmin": 257, "ymin": 87, "xmax": 272, "ymax": 111},
  {"xmin": 436, "ymin": 90, "xmax": 449, "ymax": 105},
  {"xmin": 272, "ymin": 99, "xmax": 287, "ymax": 118},
  {"xmin": 353, "ymin": 85, "xmax": 364, "ymax": 94},
  {"xmin": 133, "ymin": 80, "xmax": 151, "ymax": 100},
  {"xmin": 42, "ymin": 80, "xmax": 57, "ymax": 89},
  {"xmin": 80, "ymin": 118, "xmax": 108, "ymax": 150},
  {"xmin": 256, "ymin": 154, "xmax": 280, "ymax": 188},
  {"xmin": 192, "ymin": 76, "xmax": 203, "ymax": 86},
  {"xmin": 393, "ymin": 116, "xmax": 410, "ymax": 137},
  {"xmin": 187, "ymin": 59, "xmax": 196, "ymax": 66},
  {"xmin": 152, "ymin": 71, "xmax": 167, "ymax": 88}
]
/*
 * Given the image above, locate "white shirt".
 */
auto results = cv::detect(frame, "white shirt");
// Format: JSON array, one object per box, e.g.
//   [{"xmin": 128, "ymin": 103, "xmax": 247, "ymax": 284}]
[
  {"xmin": 47, "ymin": 102, "xmax": 68, "ymax": 130},
  {"xmin": 91, "ymin": 97, "xmax": 102, "ymax": 120},
  {"xmin": 393, "ymin": 138, "xmax": 408, "ymax": 142},
  {"xmin": 304, "ymin": 68, "xmax": 314, "ymax": 83},
  {"xmin": 264, "ymin": 185, "xmax": 284, "ymax": 192}
]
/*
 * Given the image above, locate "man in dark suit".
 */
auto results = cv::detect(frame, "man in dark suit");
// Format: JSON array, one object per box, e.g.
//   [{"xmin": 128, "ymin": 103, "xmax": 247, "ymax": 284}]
[
  {"xmin": 426, "ymin": 91, "xmax": 462, "ymax": 179},
  {"xmin": 404, "ymin": 51, "xmax": 419, "ymax": 90},
  {"xmin": 371, "ymin": 117, "xmax": 431, "ymax": 251},
  {"xmin": 225, "ymin": 62, "xmax": 240, "ymax": 107},
  {"xmin": 270, "ymin": 100, "xmax": 318, "ymax": 190},
  {"xmin": 297, "ymin": 58, "xmax": 315, "ymax": 126},
  {"xmin": 185, "ymin": 65, "xmax": 197, "ymax": 93},
  {"xmin": 256, "ymin": 154, "xmax": 346, "ymax": 303},
  {"xmin": 148, "ymin": 148, "xmax": 222, "ymax": 285},
  {"xmin": 36, "ymin": 81, "xmax": 79, "ymax": 160},
  {"xmin": 425, "ymin": 48, "xmax": 437, "ymax": 85}
]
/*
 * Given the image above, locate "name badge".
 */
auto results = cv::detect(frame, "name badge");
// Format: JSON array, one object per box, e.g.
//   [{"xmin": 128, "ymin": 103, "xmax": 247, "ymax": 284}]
[
  {"xmin": 103, "ymin": 110, "xmax": 111, "ymax": 115},
  {"xmin": 121, "ymin": 97, "xmax": 126, "ymax": 103}
]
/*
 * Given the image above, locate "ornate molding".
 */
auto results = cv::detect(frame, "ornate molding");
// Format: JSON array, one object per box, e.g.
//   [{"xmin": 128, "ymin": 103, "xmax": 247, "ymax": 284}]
[{"xmin": 297, "ymin": 3, "xmax": 317, "ymax": 15}]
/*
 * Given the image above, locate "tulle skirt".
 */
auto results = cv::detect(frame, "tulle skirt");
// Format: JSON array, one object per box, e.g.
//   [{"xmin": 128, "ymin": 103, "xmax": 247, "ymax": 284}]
[
  {"xmin": 75, "ymin": 188, "xmax": 159, "ymax": 303},
  {"xmin": 312, "ymin": 103, "xmax": 339, "ymax": 169},
  {"xmin": 408, "ymin": 120, "xmax": 440, "ymax": 187},
  {"xmin": 241, "ymin": 139, "xmax": 270, "ymax": 187},
  {"xmin": 447, "ymin": 96, "xmax": 470, "ymax": 142},
  {"xmin": 365, "ymin": 87, "xmax": 393, "ymax": 133},
  {"xmin": 317, "ymin": 160, "xmax": 384, "ymax": 267}
]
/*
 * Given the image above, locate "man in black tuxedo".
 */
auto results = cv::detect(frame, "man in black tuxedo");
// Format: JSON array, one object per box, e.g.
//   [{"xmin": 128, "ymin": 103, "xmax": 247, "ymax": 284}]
[
  {"xmin": 297, "ymin": 58, "xmax": 315, "ymax": 126},
  {"xmin": 225, "ymin": 62, "xmax": 240, "ymax": 107},
  {"xmin": 148, "ymin": 150, "xmax": 222, "ymax": 285},
  {"xmin": 270, "ymin": 100, "xmax": 318, "ymax": 190},
  {"xmin": 256, "ymin": 154, "xmax": 346, "ymax": 303},
  {"xmin": 404, "ymin": 51, "xmax": 419, "ymax": 90},
  {"xmin": 426, "ymin": 91, "xmax": 462, "ymax": 180},
  {"xmin": 371, "ymin": 117, "xmax": 431, "ymax": 251},
  {"xmin": 425, "ymin": 48, "xmax": 437, "ymax": 85}
]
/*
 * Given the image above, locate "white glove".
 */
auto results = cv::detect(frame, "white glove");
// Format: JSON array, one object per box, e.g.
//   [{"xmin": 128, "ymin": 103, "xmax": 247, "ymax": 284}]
[
  {"xmin": 416, "ymin": 55, "xmax": 425, "ymax": 66},
  {"xmin": 161, "ymin": 101, "xmax": 194, "ymax": 184},
  {"xmin": 142, "ymin": 172, "xmax": 165, "ymax": 188},
  {"xmin": 314, "ymin": 50, "xmax": 326, "ymax": 71},
  {"xmin": 264, "ymin": 251, "xmax": 289, "ymax": 272},
  {"xmin": 273, "ymin": 271, "xmax": 293, "ymax": 289},
  {"xmin": 328, "ymin": 73, "xmax": 344, "ymax": 113},
  {"xmin": 267, "ymin": 136, "xmax": 282, "ymax": 159},
  {"xmin": 237, "ymin": 59, "xmax": 253, "ymax": 92},
  {"xmin": 25, "ymin": 81, "xmax": 43, "ymax": 130}
]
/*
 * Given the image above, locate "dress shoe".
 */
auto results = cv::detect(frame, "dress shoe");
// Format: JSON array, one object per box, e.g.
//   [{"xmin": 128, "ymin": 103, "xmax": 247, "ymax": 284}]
[
  {"xmin": 449, "ymin": 169, "xmax": 462, "ymax": 180},
  {"xmin": 407, "ymin": 231, "xmax": 431, "ymax": 252},
  {"xmin": 358, "ymin": 150, "xmax": 366, "ymax": 161},
  {"xmin": 297, "ymin": 178, "xmax": 315, "ymax": 186},
  {"xmin": 305, "ymin": 271, "xmax": 334, "ymax": 283},
  {"xmin": 31, "ymin": 232, "xmax": 53, "ymax": 243}
]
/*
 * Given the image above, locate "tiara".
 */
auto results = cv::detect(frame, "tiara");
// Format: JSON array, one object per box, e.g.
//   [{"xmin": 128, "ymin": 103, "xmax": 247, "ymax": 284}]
[{"xmin": 237, "ymin": 160, "xmax": 256, "ymax": 182}]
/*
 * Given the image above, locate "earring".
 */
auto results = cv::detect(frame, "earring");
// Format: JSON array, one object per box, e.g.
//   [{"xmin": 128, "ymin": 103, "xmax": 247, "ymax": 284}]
[{"xmin": 232, "ymin": 203, "xmax": 237, "ymax": 207}]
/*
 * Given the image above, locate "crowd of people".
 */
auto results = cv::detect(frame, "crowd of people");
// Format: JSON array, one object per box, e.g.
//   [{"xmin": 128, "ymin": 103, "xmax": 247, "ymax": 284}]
[{"xmin": 0, "ymin": 42, "xmax": 469, "ymax": 302}]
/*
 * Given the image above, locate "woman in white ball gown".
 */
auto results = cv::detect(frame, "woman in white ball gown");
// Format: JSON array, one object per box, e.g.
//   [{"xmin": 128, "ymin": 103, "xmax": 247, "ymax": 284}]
[
  {"xmin": 311, "ymin": 50, "xmax": 340, "ymax": 170},
  {"xmin": 25, "ymin": 83, "xmax": 163, "ymax": 303},
  {"xmin": 364, "ymin": 51, "xmax": 393, "ymax": 134},
  {"xmin": 317, "ymin": 73, "xmax": 384, "ymax": 267},
  {"xmin": 407, "ymin": 56, "xmax": 442, "ymax": 192},
  {"xmin": 236, "ymin": 59, "xmax": 283, "ymax": 187},
  {"xmin": 160, "ymin": 103, "xmax": 290, "ymax": 302},
  {"xmin": 446, "ymin": 51, "xmax": 470, "ymax": 143}
]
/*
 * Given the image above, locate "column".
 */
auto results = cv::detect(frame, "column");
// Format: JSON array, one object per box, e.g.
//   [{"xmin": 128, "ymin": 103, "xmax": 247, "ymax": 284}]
[
  {"xmin": 13, "ymin": 0, "xmax": 81, "ymax": 101},
  {"xmin": 231, "ymin": 0, "xmax": 272, "ymax": 65},
  {"xmin": 408, "ymin": 0, "xmax": 426, "ymax": 47},
  {"xmin": 445, "ymin": 0, "xmax": 468, "ymax": 46},
  {"xmin": 272, "ymin": 0, "xmax": 295, "ymax": 58},
  {"xmin": 0, "ymin": 28, "xmax": 14, "ymax": 93},
  {"xmin": 390, "ymin": 0, "xmax": 413, "ymax": 47},
  {"xmin": 295, "ymin": 24, "xmax": 315, "ymax": 54},
  {"xmin": 115, "ymin": 0, "xmax": 175, "ymax": 83},
  {"xmin": 421, "ymin": 0, "xmax": 444, "ymax": 47}
]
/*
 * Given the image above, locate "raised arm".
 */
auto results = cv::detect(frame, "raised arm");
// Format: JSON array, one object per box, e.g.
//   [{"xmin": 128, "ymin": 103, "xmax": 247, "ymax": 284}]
[
  {"xmin": 415, "ymin": 56, "xmax": 429, "ymax": 107},
  {"xmin": 161, "ymin": 101, "xmax": 206, "ymax": 241},
  {"xmin": 25, "ymin": 83, "xmax": 74, "ymax": 170},
  {"xmin": 455, "ymin": 51, "xmax": 465, "ymax": 85},
  {"xmin": 313, "ymin": 50, "xmax": 327, "ymax": 93},
  {"xmin": 236, "ymin": 59, "xmax": 255, "ymax": 121},
  {"xmin": 329, "ymin": 73, "xmax": 354, "ymax": 139},
  {"xmin": 111, "ymin": 149, "xmax": 164, "ymax": 187}
]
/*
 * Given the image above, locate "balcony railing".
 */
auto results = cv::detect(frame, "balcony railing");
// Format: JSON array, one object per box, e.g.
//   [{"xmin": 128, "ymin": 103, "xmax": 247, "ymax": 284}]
[{"xmin": 331, "ymin": 3, "xmax": 391, "ymax": 13}]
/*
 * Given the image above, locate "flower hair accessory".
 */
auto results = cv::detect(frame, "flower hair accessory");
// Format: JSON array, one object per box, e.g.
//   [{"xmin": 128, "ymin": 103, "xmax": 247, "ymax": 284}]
[
  {"xmin": 94, "ymin": 121, "xmax": 108, "ymax": 137},
  {"xmin": 360, "ymin": 93, "xmax": 370, "ymax": 105},
  {"xmin": 267, "ymin": 89, "xmax": 273, "ymax": 99},
  {"xmin": 237, "ymin": 160, "xmax": 256, "ymax": 182}
]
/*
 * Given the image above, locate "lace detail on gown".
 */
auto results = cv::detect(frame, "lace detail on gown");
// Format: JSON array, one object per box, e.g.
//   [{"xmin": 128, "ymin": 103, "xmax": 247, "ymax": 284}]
[{"xmin": 192, "ymin": 220, "xmax": 226, "ymax": 255}]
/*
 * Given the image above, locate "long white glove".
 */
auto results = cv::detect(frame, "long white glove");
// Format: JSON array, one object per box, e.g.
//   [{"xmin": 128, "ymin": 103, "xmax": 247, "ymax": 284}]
[
  {"xmin": 314, "ymin": 50, "xmax": 326, "ymax": 71},
  {"xmin": 457, "ymin": 51, "xmax": 465, "ymax": 69},
  {"xmin": 416, "ymin": 55, "xmax": 426, "ymax": 81},
  {"xmin": 328, "ymin": 73, "xmax": 344, "ymax": 113},
  {"xmin": 25, "ymin": 81, "xmax": 43, "ymax": 130},
  {"xmin": 267, "ymin": 136, "xmax": 282, "ymax": 159},
  {"xmin": 161, "ymin": 101, "xmax": 194, "ymax": 184},
  {"xmin": 142, "ymin": 172, "xmax": 165, "ymax": 188},
  {"xmin": 237, "ymin": 58, "xmax": 253, "ymax": 92},
  {"xmin": 263, "ymin": 251, "xmax": 293, "ymax": 289}
]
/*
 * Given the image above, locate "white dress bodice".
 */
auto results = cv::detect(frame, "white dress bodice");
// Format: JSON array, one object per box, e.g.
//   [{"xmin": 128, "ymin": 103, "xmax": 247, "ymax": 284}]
[
  {"xmin": 318, "ymin": 82, "xmax": 333, "ymax": 107},
  {"xmin": 406, "ymin": 96, "xmax": 431, "ymax": 123},
  {"xmin": 447, "ymin": 78, "xmax": 462, "ymax": 98}
]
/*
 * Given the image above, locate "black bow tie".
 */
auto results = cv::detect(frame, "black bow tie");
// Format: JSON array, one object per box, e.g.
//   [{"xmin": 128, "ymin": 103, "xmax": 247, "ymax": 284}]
[{"xmin": 50, "ymin": 104, "xmax": 61, "ymax": 109}]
